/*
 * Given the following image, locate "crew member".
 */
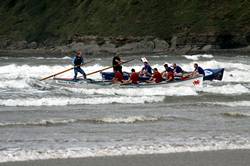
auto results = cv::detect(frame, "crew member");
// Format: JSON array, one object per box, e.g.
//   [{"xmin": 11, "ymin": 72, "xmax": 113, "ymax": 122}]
[
  {"xmin": 72, "ymin": 51, "xmax": 86, "ymax": 80},
  {"xmin": 162, "ymin": 64, "xmax": 174, "ymax": 81},
  {"xmin": 112, "ymin": 71, "xmax": 124, "ymax": 84},
  {"xmin": 128, "ymin": 68, "xmax": 139, "ymax": 84},
  {"xmin": 112, "ymin": 55, "xmax": 123, "ymax": 73},
  {"xmin": 193, "ymin": 63, "xmax": 205, "ymax": 76},
  {"xmin": 172, "ymin": 63, "xmax": 184, "ymax": 76},
  {"xmin": 148, "ymin": 68, "xmax": 163, "ymax": 83},
  {"xmin": 140, "ymin": 58, "xmax": 152, "ymax": 77}
]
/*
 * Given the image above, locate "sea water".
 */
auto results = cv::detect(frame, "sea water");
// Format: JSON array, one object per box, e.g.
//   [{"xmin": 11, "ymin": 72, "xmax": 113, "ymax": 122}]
[{"xmin": 0, "ymin": 53, "xmax": 250, "ymax": 162}]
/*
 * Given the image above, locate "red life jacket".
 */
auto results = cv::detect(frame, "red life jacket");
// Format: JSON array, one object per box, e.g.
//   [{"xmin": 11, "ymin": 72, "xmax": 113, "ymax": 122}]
[
  {"xmin": 114, "ymin": 71, "xmax": 123, "ymax": 82},
  {"xmin": 153, "ymin": 71, "xmax": 163, "ymax": 83},
  {"xmin": 130, "ymin": 72, "xmax": 139, "ymax": 84},
  {"xmin": 167, "ymin": 71, "xmax": 174, "ymax": 81}
]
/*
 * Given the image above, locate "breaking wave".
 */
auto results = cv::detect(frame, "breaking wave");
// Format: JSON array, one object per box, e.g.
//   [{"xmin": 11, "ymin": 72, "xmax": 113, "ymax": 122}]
[
  {"xmin": 1, "ymin": 57, "xmax": 250, "ymax": 106},
  {"xmin": 215, "ymin": 101, "xmax": 250, "ymax": 107},
  {"xmin": 0, "ymin": 96, "xmax": 164, "ymax": 106},
  {"xmin": 0, "ymin": 116, "xmax": 161, "ymax": 128},
  {"xmin": 200, "ymin": 84, "xmax": 249, "ymax": 94},
  {"xmin": 1, "ymin": 140, "xmax": 250, "ymax": 163},
  {"xmin": 183, "ymin": 54, "xmax": 214, "ymax": 60},
  {"xmin": 222, "ymin": 112, "xmax": 250, "ymax": 118}
]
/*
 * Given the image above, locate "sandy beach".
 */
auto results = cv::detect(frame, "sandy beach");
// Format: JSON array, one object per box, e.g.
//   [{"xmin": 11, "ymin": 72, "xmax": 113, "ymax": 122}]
[{"xmin": 1, "ymin": 149, "xmax": 249, "ymax": 166}]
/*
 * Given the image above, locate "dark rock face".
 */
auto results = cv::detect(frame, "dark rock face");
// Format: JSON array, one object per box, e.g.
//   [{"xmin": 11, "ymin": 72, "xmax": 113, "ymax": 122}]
[
  {"xmin": 0, "ymin": 39, "xmax": 11, "ymax": 49},
  {"xmin": 15, "ymin": 41, "xmax": 28, "ymax": 49},
  {"xmin": 1, "ymin": 33, "xmax": 250, "ymax": 55},
  {"xmin": 61, "ymin": 36, "xmax": 170, "ymax": 55},
  {"xmin": 216, "ymin": 32, "xmax": 248, "ymax": 49},
  {"xmin": 28, "ymin": 42, "xmax": 38, "ymax": 49}
]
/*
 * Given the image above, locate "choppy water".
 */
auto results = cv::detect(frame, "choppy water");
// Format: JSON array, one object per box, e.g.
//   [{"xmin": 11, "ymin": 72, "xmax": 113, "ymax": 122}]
[{"xmin": 0, "ymin": 53, "xmax": 250, "ymax": 162}]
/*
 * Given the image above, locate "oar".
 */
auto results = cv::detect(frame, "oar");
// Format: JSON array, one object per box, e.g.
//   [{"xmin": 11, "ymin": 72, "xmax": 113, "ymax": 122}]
[
  {"xmin": 39, "ymin": 60, "xmax": 95, "ymax": 81},
  {"xmin": 85, "ymin": 58, "xmax": 135, "ymax": 76}
]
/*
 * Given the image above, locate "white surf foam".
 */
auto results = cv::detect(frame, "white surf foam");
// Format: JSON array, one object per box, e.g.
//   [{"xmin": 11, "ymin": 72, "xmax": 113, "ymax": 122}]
[
  {"xmin": 183, "ymin": 54, "xmax": 214, "ymax": 60},
  {"xmin": 0, "ymin": 141, "xmax": 250, "ymax": 163},
  {"xmin": 98, "ymin": 116, "xmax": 159, "ymax": 123},
  {"xmin": 0, "ymin": 80, "xmax": 30, "ymax": 89},
  {"xmin": 0, "ymin": 96, "xmax": 164, "ymax": 106},
  {"xmin": 223, "ymin": 70, "xmax": 250, "ymax": 82},
  {"xmin": 201, "ymin": 84, "xmax": 249, "ymax": 94},
  {"xmin": 0, "ymin": 118, "xmax": 77, "ymax": 127},
  {"xmin": 66, "ymin": 86, "xmax": 198, "ymax": 97},
  {"xmin": 0, "ymin": 116, "xmax": 159, "ymax": 127}
]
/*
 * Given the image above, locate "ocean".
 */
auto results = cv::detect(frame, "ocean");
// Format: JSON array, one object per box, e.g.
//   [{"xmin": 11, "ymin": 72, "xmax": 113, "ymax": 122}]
[{"xmin": 0, "ymin": 53, "xmax": 250, "ymax": 163}]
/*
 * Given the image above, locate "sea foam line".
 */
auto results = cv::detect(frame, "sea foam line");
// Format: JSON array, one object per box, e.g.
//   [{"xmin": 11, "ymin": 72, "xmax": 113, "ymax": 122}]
[
  {"xmin": 65, "ymin": 86, "xmax": 198, "ymax": 96},
  {"xmin": 200, "ymin": 84, "xmax": 249, "ymax": 94},
  {"xmin": 0, "ymin": 116, "xmax": 160, "ymax": 127},
  {"xmin": 215, "ymin": 101, "xmax": 250, "ymax": 107},
  {"xmin": 0, "ymin": 142, "xmax": 250, "ymax": 163},
  {"xmin": 0, "ymin": 96, "xmax": 164, "ymax": 107}
]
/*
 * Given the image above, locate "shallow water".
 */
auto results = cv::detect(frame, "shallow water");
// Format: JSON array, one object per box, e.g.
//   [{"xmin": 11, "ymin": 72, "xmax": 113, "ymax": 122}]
[{"xmin": 0, "ymin": 53, "xmax": 250, "ymax": 162}]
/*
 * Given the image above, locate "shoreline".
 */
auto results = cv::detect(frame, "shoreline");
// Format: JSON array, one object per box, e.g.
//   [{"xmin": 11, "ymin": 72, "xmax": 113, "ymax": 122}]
[
  {"xmin": 1, "ymin": 149, "xmax": 250, "ymax": 166},
  {"xmin": 1, "ymin": 46, "xmax": 250, "ymax": 57}
]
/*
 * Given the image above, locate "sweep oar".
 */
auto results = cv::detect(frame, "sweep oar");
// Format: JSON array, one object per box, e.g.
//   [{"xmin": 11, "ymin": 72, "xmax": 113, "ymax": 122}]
[
  {"xmin": 39, "ymin": 60, "xmax": 95, "ymax": 81},
  {"xmin": 86, "ymin": 58, "xmax": 135, "ymax": 76}
]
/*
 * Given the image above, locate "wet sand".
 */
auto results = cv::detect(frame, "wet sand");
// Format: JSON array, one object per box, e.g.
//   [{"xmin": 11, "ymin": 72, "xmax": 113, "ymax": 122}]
[{"xmin": 1, "ymin": 149, "xmax": 249, "ymax": 166}]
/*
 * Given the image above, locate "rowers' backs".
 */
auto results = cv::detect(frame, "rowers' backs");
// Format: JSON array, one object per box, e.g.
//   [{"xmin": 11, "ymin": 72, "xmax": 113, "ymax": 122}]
[{"xmin": 110, "ymin": 55, "xmax": 204, "ymax": 84}]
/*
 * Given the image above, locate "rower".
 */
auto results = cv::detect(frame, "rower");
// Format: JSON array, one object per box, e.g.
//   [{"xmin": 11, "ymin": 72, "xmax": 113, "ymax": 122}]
[
  {"xmin": 172, "ymin": 63, "xmax": 184, "ymax": 77},
  {"xmin": 192, "ymin": 63, "xmax": 205, "ymax": 77},
  {"xmin": 112, "ymin": 55, "xmax": 123, "ymax": 74},
  {"xmin": 162, "ymin": 64, "xmax": 174, "ymax": 82},
  {"xmin": 148, "ymin": 68, "xmax": 163, "ymax": 83},
  {"xmin": 112, "ymin": 71, "xmax": 124, "ymax": 84},
  {"xmin": 128, "ymin": 68, "xmax": 139, "ymax": 84},
  {"xmin": 72, "ymin": 50, "xmax": 86, "ymax": 81},
  {"xmin": 139, "ymin": 57, "xmax": 152, "ymax": 77}
]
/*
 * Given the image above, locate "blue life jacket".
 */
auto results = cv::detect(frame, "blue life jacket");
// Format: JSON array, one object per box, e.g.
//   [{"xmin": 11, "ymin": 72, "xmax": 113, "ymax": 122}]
[
  {"xmin": 174, "ymin": 66, "xmax": 183, "ymax": 73},
  {"xmin": 73, "ymin": 56, "xmax": 83, "ymax": 66},
  {"xmin": 196, "ymin": 66, "xmax": 205, "ymax": 76},
  {"xmin": 142, "ymin": 64, "xmax": 152, "ymax": 74},
  {"xmin": 166, "ymin": 67, "xmax": 173, "ymax": 72}
]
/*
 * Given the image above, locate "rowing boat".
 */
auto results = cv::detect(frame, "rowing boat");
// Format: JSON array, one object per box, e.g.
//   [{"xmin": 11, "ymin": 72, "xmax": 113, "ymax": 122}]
[{"xmin": 53, "ymin": 75, "xmax": 203, "ymax": 88}]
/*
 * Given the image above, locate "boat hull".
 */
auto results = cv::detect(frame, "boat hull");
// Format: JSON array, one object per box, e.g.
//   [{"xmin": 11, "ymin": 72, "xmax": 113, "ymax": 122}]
[
  {"xmin": 53, "ymin": 76, "xmax": 203, "ymax": 88},
  {"xmin": 101, "ymin": 68, "xmax": 224, "ymax": 82}
]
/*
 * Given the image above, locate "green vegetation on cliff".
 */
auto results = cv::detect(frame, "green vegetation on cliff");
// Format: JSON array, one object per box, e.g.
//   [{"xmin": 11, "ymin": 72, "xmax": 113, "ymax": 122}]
[{"xmin": 1, "ymin": 0, "xmax": 250, "ymax": 48}]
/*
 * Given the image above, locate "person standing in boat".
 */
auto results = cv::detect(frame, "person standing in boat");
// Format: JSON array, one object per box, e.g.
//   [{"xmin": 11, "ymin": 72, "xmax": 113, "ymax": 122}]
[
  {"xmin": 192, "ymin": 63, "xmax": 205, "ymax": 77},
  {"xmin": 162, "ymin": 64, "xmax": 174, "ymax": 82},
  {"xmin": 72, "ymin": 50, "xmax": 86, "ymax": 81},
  {"xmin": 140, "ymin": 58, "xmax": 152, "ymax": 77},
  {"xmin": 112, "ymin": 55, "xmax": 123, "ymax": 73}
]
